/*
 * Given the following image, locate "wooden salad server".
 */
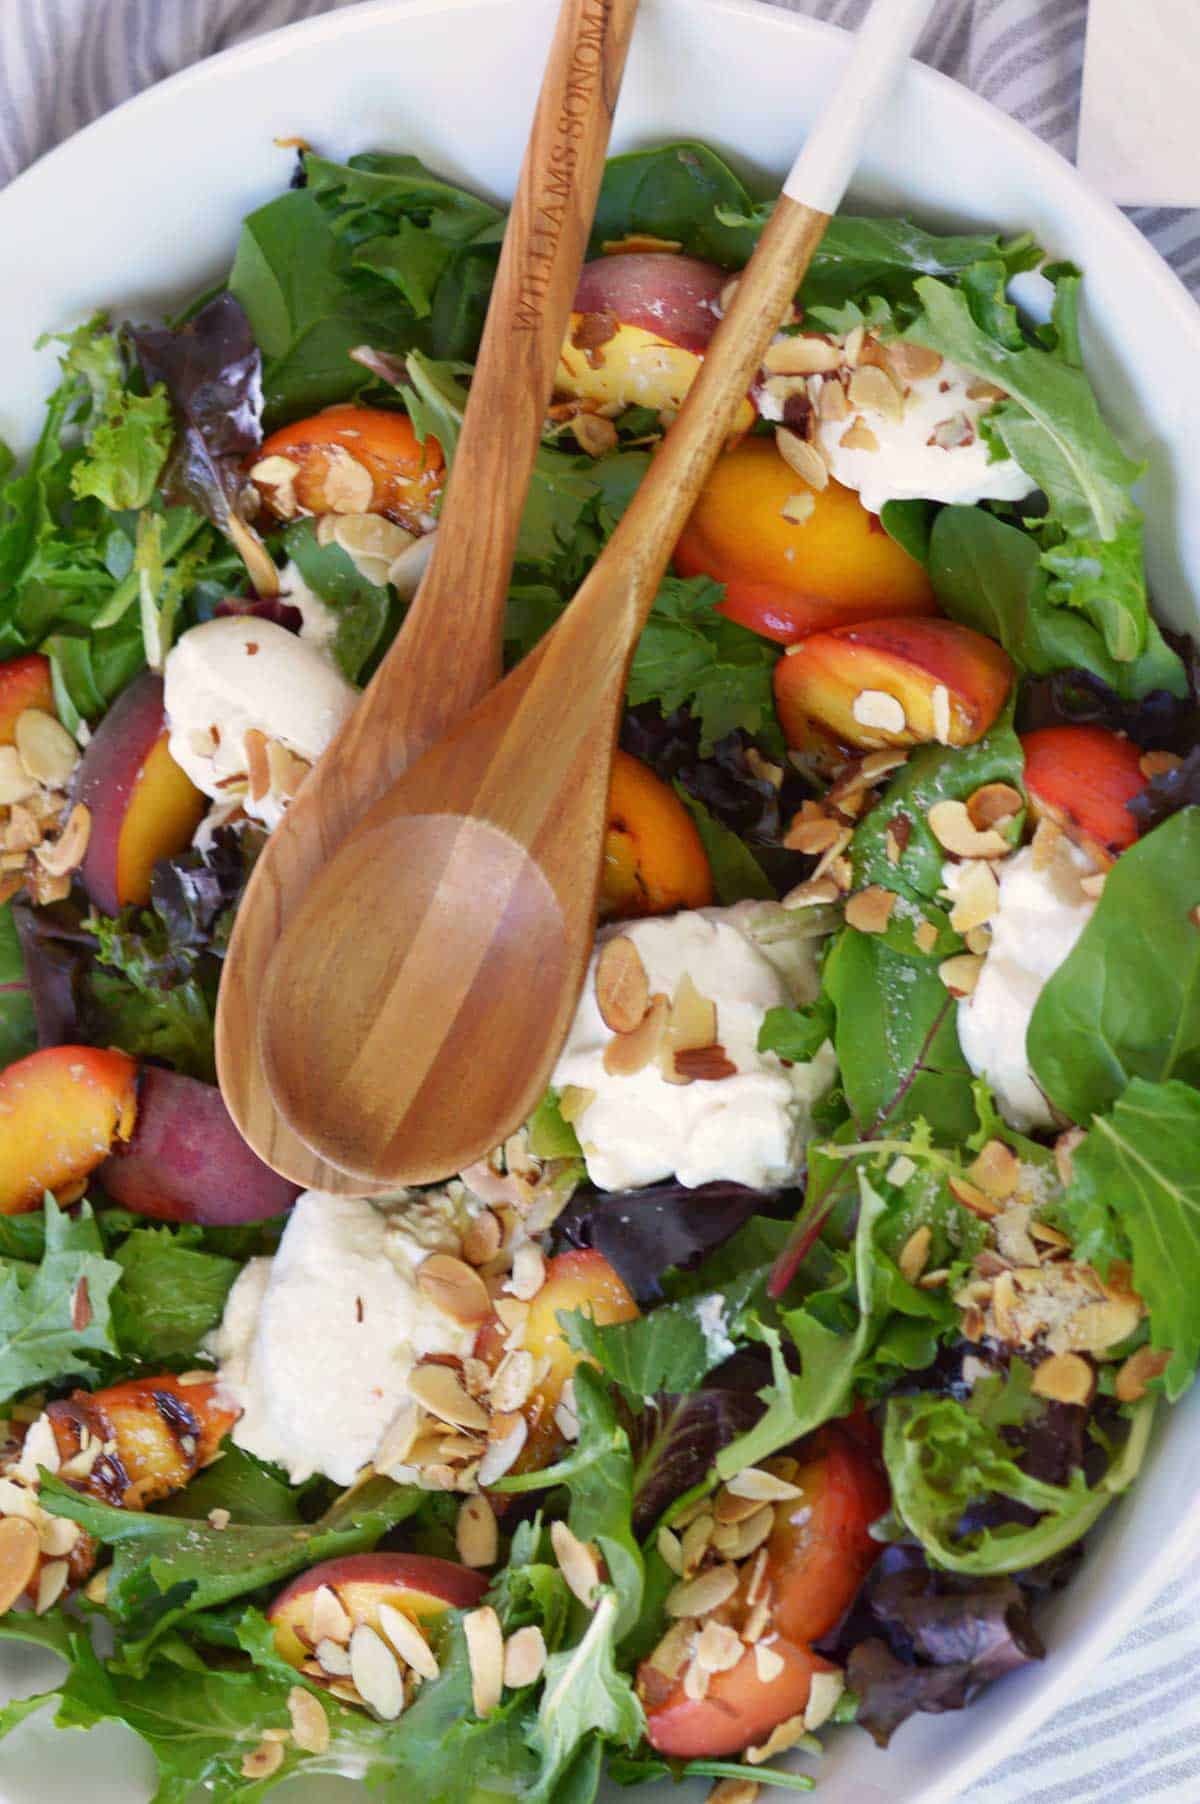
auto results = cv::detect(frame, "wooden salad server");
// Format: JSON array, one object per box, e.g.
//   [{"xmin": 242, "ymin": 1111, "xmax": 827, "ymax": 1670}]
[
  {"xmin": 259, "ymin": 0, "xmax": 937, "ymax": 1185},
  {"xmin": 214, "ymin": 0, "xmax": 642, "ymax": 1190}
]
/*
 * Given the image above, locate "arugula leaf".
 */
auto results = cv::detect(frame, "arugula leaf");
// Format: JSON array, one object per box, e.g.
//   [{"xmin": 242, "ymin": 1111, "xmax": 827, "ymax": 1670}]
[
  {"xmin": 282, "ymin": 516, "xmax": 394, "ymax": 680},
  {"xmin": 498, "ymin": 1366, "xmax": 643, "ymax": 1637},
  {"xmin": 0, "ymin": 1198, "xmax": 120, "ymax": 1404},
  {"xmin": 1060, "ymin": 1079, "xmax": 1200, "ymax": 1401},
  {"xmin": 675, "ymin": 787, "xmax": 774, "ymax": 902},
  {"xmin": 885, "ymin": 1371, "xmax": 1155, "ymax": 1574},
  {"xmin": 0, "ymin": 901, "xmax": 36, "ymax": 1066},
  {"xmin": 109, "ymin": 1228, "xmax": 239, "ymax": 1363},
  {"xmin": 850, "ymin": 714, "xmax": 1025, "ymax": 960},
  {"xmin": 1028, "ymin": 810, "xmax": 1200, "ymax": 1121},
  {"xmin": 39, "ymin": 1471, "xmax": 421, "ymax": 1664},
  {"xmin": 930, "ymin": 506, "xmax": 1185, "ymax": 700},
  {"xmin": 529, "ymin": 1591, "xmax": 645, "ymax": 1803}
]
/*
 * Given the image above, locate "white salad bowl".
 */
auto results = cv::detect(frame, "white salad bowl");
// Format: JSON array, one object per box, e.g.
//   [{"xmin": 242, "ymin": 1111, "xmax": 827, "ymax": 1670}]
[{"xmin": 1, "ymin": 2, "xmax": 1199, "ymax": 1801}]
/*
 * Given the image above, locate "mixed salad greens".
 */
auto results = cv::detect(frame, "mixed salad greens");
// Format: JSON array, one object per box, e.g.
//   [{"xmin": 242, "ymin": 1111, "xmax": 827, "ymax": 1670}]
[{"xmin": 0, "ymin": 136, "xmax": 1198, "ymax": 1804}]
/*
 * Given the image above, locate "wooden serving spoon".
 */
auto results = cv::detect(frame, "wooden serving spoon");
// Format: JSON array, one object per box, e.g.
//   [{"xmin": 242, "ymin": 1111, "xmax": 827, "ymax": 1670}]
[
  {"xmin": 259, "ymin": 0, "xmax": 937, "ymax": 1185},
  {"xmin": 214, "ymin": 0, "xmax": 641, "ymax": 1190}
]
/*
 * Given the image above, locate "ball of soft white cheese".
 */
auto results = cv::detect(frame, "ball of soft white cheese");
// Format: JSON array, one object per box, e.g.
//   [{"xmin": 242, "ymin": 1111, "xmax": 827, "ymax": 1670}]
[
  {"xmin": 551, "ymin": 902, "xmax": 836, "ymax": 1193},
  {"xmin": 164, "ymin": 616, "xmax": 356, "ymax": 832},
  {"xmin": 953, "ymin": 839, "xmax": 1097, "ymax": 1131},
  {"xmin": 210, "ymin": 1189, "xmax": 476, "ymax": 1486},
  {"xmin": 813, "ymin": 353, "xmax": 1037, "ymax": 515}
]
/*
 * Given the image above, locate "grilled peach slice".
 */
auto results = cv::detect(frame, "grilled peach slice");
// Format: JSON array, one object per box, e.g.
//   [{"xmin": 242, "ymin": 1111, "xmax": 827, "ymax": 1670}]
[
  {"xmin": 269, "ymin": 1552, "xmax": 488, "ymax": 1670},
  {"xmin": 100, "ymin": 1068, "xmax": 300, "ymax": 1224},
  {"xmin": 0, "ymin": 655, "xmax": 56, "ymax": 745},
  {"xmin": 0, "ymin": 1045, "xmax": 137, "ymax": 1212},
  {"xmin": 77, "ymin": 671, "xmax": 206, "ymax": 915},
  {"xmin": 252, "ymin": 405, "xmax": 444, "ymax": 532},
  {"xmin": 675, "ymin": 437, "xmax": 937, "ymax": 645},
  {"xmin": 45, "ymin": 1374, "xmax": 237, "ymax": 1511},
  {"xmin": 639, "ymin": 1426, "xmax": 888, "ymax": 1758},
  {"xmin": 601, "ymin": 750, "xmax": 713, "ymax": 921},
  {"xmin": 775, "ymin": 617, "xmax": 1012, "ymax": 753},
  {"xmin": 555, "ymin": 253, "xmax": 753, "ymax": 433},
  {"xmin": 475, "ymin": 1249, "xmax": 638, "ymax": 1472},
  {"xmin": 1021, "ymin": 725, "xmax": 1145, "ymax": 865}
]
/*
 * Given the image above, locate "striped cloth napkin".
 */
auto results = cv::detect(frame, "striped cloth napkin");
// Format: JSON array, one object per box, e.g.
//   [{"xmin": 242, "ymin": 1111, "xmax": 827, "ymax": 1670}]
[{"xmin": 0, "ymin": 3, "xmax": 1196, "ymax": 1800}]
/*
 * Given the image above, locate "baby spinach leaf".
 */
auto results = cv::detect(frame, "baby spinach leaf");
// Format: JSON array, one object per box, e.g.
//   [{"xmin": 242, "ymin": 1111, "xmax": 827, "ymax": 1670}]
[
  {"xmin": 675, "ymin": 788, "xmax": 774, "ymax": 902},
  {"xmin": 0, "ymin": 1198, "xmax": 121, "ymax": 1404},
  {"xmin": 0, "ymin": 901, "xmax": 36, "ymax": 1066},
  {"xmin": 885, "ymin": 1373, "xmax": 1155, "ymax": 1574},
  {"xmin": 282, "ymin": 516, "xmax": 394, "ymax": 680},
  {"xmin": 1028, "ymin": 810, "xmax": 1200, "ymax": 1121},
  {"xmin": 591, "ymin": 141, "xmax": 760, "ymax": 264},
  {"xmin": 158, "ymin": 1446, "xmax": 302, "ymax": 1527},
  {"xmin": 109, "ymin": 1228, "xmax": 239, "ymax": 1363},
  {"xmin": 1061, "ymin": 1079, "xmax": 1200, "ymax": 1401},
  {"xmin": 929, "ymin": 505, "xmax": 1185, "ymax": 701}
]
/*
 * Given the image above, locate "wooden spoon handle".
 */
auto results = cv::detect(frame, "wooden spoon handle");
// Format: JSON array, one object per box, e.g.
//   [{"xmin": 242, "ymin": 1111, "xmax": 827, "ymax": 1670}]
[{"xmin": 365, "ymin": 0, "xmax": 639, "ymax": 754}]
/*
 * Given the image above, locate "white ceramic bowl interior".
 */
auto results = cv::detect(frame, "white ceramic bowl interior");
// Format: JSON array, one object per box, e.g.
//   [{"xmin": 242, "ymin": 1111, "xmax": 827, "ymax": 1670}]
[{"xmin": 1, "ymin": 4, "xmax": 1199, "ymax": 1801}]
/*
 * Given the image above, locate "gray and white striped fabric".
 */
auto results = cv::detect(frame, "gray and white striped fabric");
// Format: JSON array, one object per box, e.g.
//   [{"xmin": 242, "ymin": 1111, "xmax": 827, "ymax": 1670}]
[{"xmin": 0, "ymin": 3, "xmax": 1197, "ymax": 1801}]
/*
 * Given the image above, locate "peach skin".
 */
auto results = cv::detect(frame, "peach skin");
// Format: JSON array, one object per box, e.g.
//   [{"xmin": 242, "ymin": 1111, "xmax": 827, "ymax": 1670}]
[
  {"xmin": 0, "ymin": 1045, "xmax": 138, "ymax": 1212},
  {"xmin": 252, "ymin": 405, "xmax": 445, "ymax": 531},
  {"xmin": 601, "ymin": 750, "xmax": 713, "ymax": 920},
  {"xmin": 1021, "ymin": 724, "xmax": 1146, "ymax": 866}
]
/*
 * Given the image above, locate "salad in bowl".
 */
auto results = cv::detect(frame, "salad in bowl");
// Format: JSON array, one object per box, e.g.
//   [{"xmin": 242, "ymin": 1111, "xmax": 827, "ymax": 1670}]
[{"xmin": 0, "ymin": 133, "xmax": 1197, "ymax": 1804}]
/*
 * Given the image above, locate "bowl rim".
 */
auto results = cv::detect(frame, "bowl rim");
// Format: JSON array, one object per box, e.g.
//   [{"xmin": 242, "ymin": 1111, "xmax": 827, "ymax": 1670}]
[{"xmin": 1, "ymin": 4, "xmax": 1199, "ymax": 1802}]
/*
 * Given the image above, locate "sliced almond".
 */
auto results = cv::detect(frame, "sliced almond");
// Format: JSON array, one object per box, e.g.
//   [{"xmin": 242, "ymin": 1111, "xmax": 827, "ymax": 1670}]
[
  {"xmin": 490, "ymin": 1349, "xmax": 536, "ymax": 1414},
  {"xmin": 417, "ymin": 1254, "xmax": 492, "ymax": 1326},
  {"xmin": 914, "ymin": 919, "xmax": 940, "ymax": 955},
  {"xmin": 350, "ymin": 1623, "xmax": 405, "ymax": 1719},
  {"xmin": 715, "ymin": 1505, "xmax": 775, "ymax": 1562},
  {"xmin": 848, "ymin": 362, "xmax": 903, "ymax": 421},
  {"xmin": 572, "ymin": 411, "xmax": 618, "ymax": 457},
  {"xmin": 462, "ymin": 1210, "xmax": 503, "ymax": 1266},
  {"xmin": 928, "ymin": 799, "xmax": 1010, "ymax": 859},
  {"xmin": 1032, "ymin": 1352, "xmax": 1094, "ymax": 1406},
  {"xmin": 939, "ymin": 953, "xmax": 985, "ymax": 998},
  {"xmin": 1068, "ymin": 1298, "xmax": 1142, "ymax": 1355},
  {"xmin": 673, "ymin": 1044, "xmax": 737, "ymax": 1081},
  {"xmin": 1115, "ymin": 1345, "xmax": 1172, "ymax": 1403},
  {"xmin": 321, "ymin": 444, "xmax": 374, "ymax": 514},
  {"xmin": 967, "ymin": 782, "xmax": 1023, "ymax": 832},
  {"xmin": 1080, "ymin": 872, "xmax": 1107, "ymax": 900},
  {"xmin": 885, "ymin": 340, "xmax": 943, "ymax": 381},
  {"xmin": 775, "ymin": 427, "xmax": 828, "ymax": 491},
  {"xmin": 851, "ymin": 689, "xmax": 906, "ymax": 735},
  {"xmin": 683, "ymin": 1657, "xmax": 711, "ymax": 1701},
  {"xmin": 407, "ymin": 1363, "xmax": 490, "ymax": 1432},
  {"xmin": 478, "ymin": 1412, "xmax": 527, "ymax": 1485},
  {"xmin": 898, "ymin": 1225, "xmax": 933, "ymax": 1284},
  {"xmin": 746, "ymin": 1709, "xmax": 812, "ymax": 1764},
  {"xmin": 603, "ymin": 992, "xmax": 669, "ymax": 1077},
  {"xmin": 949, "ymin": 860, "xmax": 1000, "ymax": 934},
  {"xmin": 725, "ymin": 1466, "xmax": 801, "ymax": 1503},
  {"xmin": 333, "ymin": 512, "xmax": 414, "ymax": 565},
  {"xmin": 803, "ymin": 1668, "xmax": 845, "ymax": 1732},
  {"xmin": 659, "ymin": 972, "xmax": 719, "ymax": 1086},
  {"xmin": 507, "ymin": 1243, "xmax": 546, "ymax": 1302},
  {"xmin": 15, "ymin": 710, "xmax": 77, "ymax": 788},
  {"xmin": 648, "ymin": 1620, "xmax": 695, "ymax": 1682},
  {"xmin": 819, "ymin": 379, "xmax": 850, "ymax": 422},
  {"xmin": 763, "ymin": 335, "xmax": 841, "ymax": 376},
  {"xmin": 502, "ymin": 1624, "xmax": 547, "ymax": 1689},
  {"xmin": 840, "ymin": 416, "xmax": 880, "ymax": 452},
  {"xmin": 694, "ymin": 1619, "xmax": 744, "ymax": 1675},
  {"xmin": 784, "ymin": 813, "xmax": 844, "ymax": 856},
  {"xmin": 37, "ymin": 1516, "xmax": 80, "ymax": 1558},
  {"xmin": 288, "ymin": 1685, "xmax": 331, "ymax": 1755},
  {"xmin": 656, "ymin": 1525, "xmax": 685, "ymax": 1576},
  {"xmin": 551, "ymin": 1520, "xmax": 602, "ymax": 1606},
  {"xmin": 249, "ymin": 453, "xmax": 302, "ymax": 517},
  {"xmin": 34, "ymin": 1556, "xmax": 68, "ymax": 1615},
  {"xmin": 967, "ymin": 1139, "xmax": 1020, "ymax": 1200},
  {"xmin": 33, "ymin": 803, "xmax": 90, "ymax": 877},
  {"xmin": 665, "ymin": 1563, "xmax": 739, "ymax": 1619},
  {"xmin": 455, "ymin": 1495, "xmax": 499, "ymax": 1571},
  {"xmin": 240, "ymin": 1741, "xmax": 286, "ymax": 1780},
  {"xmin": 315, "ymin": 1637, "xmax": 353, "ymax": 1677},
  {"xmin": 243, "ymin": 728, "xmax": 271, "ymax": 804},
  {"xmin": 1031, "ymin": 816, "xmax": 1064, "ymax": 871},
  {"xmin": 378, "ymin": 1601, "xmax": 439, "ymax": 1680},
  {"xmin": 949, "ymin": 1173, "xmax": 1000, "ymax": 1218},
  {"xmin": 464, "ymin": 1606, "xmax": 504, "ymax": 1717},
  {"xmin": 265, "ymin": 739, "xmax": 310, "ymax": 803},
  {"xmin": 781, "ymin": 492, "xmax": 815, "ymax": 525},
  {"xmin": 708, "ymin": 1778, "xmax": 760, "ymax": 1804},
  {"xmin": 845, "ymin": 885, "xmax": 897, "ymax": 935},
  {"xmin": 595, "ymin": 934, "xmax": 650, "ymax": 1033}
]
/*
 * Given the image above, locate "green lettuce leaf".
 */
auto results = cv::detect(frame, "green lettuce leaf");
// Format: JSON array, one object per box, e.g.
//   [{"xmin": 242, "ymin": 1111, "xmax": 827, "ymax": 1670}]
[
  {"xmin": 109, "ymin": 1227, "xmax": 240, "ymax": 1363},
  {"xmin": 529, "ymin": 1591, "xmax": 645, "ymax": 1803},
  {"xmin": 1028, "ymin": 810, "xmax": 1200, "ymax": 1122},
  {"xmin": 0, "ymin": 1198, "xmax": 121, "ymax": 1404},
  {"xmin": 1060, "ymin": 1078, "xmax": 1200, "ymax": 1401}
]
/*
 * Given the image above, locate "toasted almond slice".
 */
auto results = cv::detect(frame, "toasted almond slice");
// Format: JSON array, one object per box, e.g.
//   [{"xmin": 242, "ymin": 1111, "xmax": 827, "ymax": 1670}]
[
  {"xmin": 15, "ymin": 710, "xmax": 77, "ymax": 788},
  {"xmin": 595, "ymin": 934, "xmax": 650, "ymax": 1033},
  {"xmin": 551, "ymin": 1519, "xmax": 603, "ymax": 1606},
  {"xmin": 928, "ymin": 799, "xmax": 1010, "ymax": 859},
  {"xmin": 322, "ymin": 444, "xmax": 374, "ymax": 513},
  {"xmin": 350, "ymin": 1623, "xmax": 405, "ymax": 1719},
  {"xmin": 803, "ymin": 1668, "xmax": 845, "ymax": 1731},
  {"xmin": 35, "ymin": 1557, "xmax": 69, "ymax": 1615},
  {"xmin": 949, "ymin": 860, "xmax": 1000, "ymax": 934},
  {"xmin": 840, "ymin": 416, "xmax": 880, "ymax": 452},
  {"xmin": 378, "ymin": 1601, "xmax": 439, "ymax": 1680},
  {"xmin": 848, "ymin": 362, "xmax": 903, "ymax": 421},
  {"xmin": 503, "ymin": 1624, "xmax": 547, "ymax": 1689},
  {"xmin": 665, "ymin": 1562, "xmax": 739, "ymax": 1619},
  {"xmin": 37, "ymin": 1515, "xmax": 80, "ymax": 1558},
  {"xmin": 265, "ymin": 738, "xmax": 310, "ymax": 802},
  {"xmin": 949, "ymin": 1173, "xmax": 1000, "ymax": 1219},
  {"xmin": 249, "ymin": 453, "xmax": 302, "ymax": 516},
  {"xmin": 1115, "ymin": 1345, "xmax": 1172, "ymax": 1403},
  {"xmin": 407, "ymin": 1363, "xmax": 490, "ymax": 1432},
  {"xmin": 967, "ymin": 1139, "xmax": 1020, "ymax": 1200},
  {"xmin": 241, "ymin": 1740, "xmax": 286, "ymax": 1780},
  {"xmin": 683, "ymin": 1657, "xmax": 711, "ymax": 1701},
  {"xmin": 1068, "ymin": 1298, "xmax": 1142, "ymax": 1354},
  {"xmin": 747, "ymin": 1709, "xmax": 813, "ymax": 1764},
  {"xmin": 315, "ymin": 1637, "xmax": 353, "ymax": 1677},
  {"xmin": 456, "ymin": 1494, "xmax": 500, "ymax": 1569},
  {"xmin": 417, "ymin": 1254, "xmax": 492, "ymax": 1326},
  {"xmin": 885, "ymin": 340, "xmax": 944, "ymax": 381},
  {"xmin": 288, "ymin": 1685, "xmax": 331, "ymax": 1755},
  {"xmin": 0, "ymin": 1516, "xmax": 39, "ymax": 1614},
  {"xmin": 784, "ymin": 813, "xmax": 844, "ymax": 855},
  {"xmin": 464, "ymin": 1606, "xmax": 504, "ymax": 1716},
  {"xmin": 603, "ymin": 992, "xmax": 669, "ymax": 1077},
  {"xmin": 479, "ymin": 1412, "xmax": 528, "ymax": 1486},
  {"xmin": 490, "ymin": 1349, "xmax": 536, "ymax": 1414},
  {"xmin": 781, "ymin": 492, "xmax": 815, "ymax": 525},
  {"xmin": 725, "ymin": 1466, "xmax": 802, "ymax": 1503},
  {"xmin": 939, "ymin": 953, "xmax": 985, "ymax": 998},
  {"xmin": 851, "ymin": 689, "xmax": 906, "ymax": 735},
  {"xmin": 967, "ymin": 782, "xmax": 1023, "ymax": 832},
  {"xmin": 1032, "ymin": 1352, "xmax": 1095, "ymax": 1406},
  {"xmin": 754, "ymin": 1643, "xmax": 785, "ymax": 1684},
  {"xmin": 763, "ymin": 335, "xmax": 841, "ymax": 376},
  {"xmin": 694, "ymin": 1618, "xmax": 745, "ymax": 1675},
  {"xmin": 720, "ymin": 1505, "xmax": 775, "ymax": 1562},
  {"xmin": 462, "ymin": 1210, "xmax": 503, "ymax": 1266},
  {"xmin": 845, "ymin": 885, "xmax": 897, "ymax": 935},
  {"xmin": 333, "ymin": 512, "xmax": 413, "ymax": 564},
  {"xmin": 33, "ymin": 803, "xmax": 90, "ymax": 877},
  {"xmin": 819, "ymin": 379, "xmax": 850, "ymax": 422},
  {"xmin": 660, "ymin": 971, "xmax": 719, "ymax": 1086},
  {"xmin": 775, "ymin": 427, "xmax": 829, "ymax": 491},
  {"xmin": 1080, "ymin": 871, "xmax": 1107, "ymax": 900},
  {"xmin": 898, "ymin": 1225, "xmax": 933, "ymax": 1284},
  {"xmin": 507, "ymin": 1242, "xmax": 546, "ymax": 1302}
]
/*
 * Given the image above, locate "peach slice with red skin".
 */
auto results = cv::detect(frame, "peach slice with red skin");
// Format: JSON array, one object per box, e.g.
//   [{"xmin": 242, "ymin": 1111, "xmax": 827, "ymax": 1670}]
[
  {"xmin": 0, "ymin": 1045, "xmax": 137, "ymax": 1213},
  {"xmin": 254, "ymin": 405, "xmax": 444, "ymax": 531},
  {"xmin": 675, "ymin": 437, "xmax": 938, "ymax": 645},
  {"xmin": 46, "ymin": 1374, "xmax": 237, "ymax": 1512},
  {"xmin": 269, "ymin": 1552, "xmax": 488, "ymax": 1669},
  {"xmin": 100, "ymin": 1067, "xmax": 300, "ymax": 1225},
  {"xmin": 601, "ymin": 750, "xmax": 713, "ymax": 921},
  {"xmin": 639, "ymin": 1424, "xmax": 888, "ymax": 1758},
  {"xmin": 1021, "ymin": 725, "xmax": 1145, "ymax": 865},
  {"xmin": 775, "ymin": 617, "xmax": 1013, "ymax": 754},
  {"xmin": 475, "ymin": 1249, "xmax": 638, "ymax": 1473},
  {"xmin": 0, "ymin": 655, "xmax": 56, "ymax": 745},
  {"xmin": 556, "ymin": 253, "xmax": 754, "ymax": 434},
  {"xmin": 77, "ymin": 670, "xmax": 206, "ymax": 915}
]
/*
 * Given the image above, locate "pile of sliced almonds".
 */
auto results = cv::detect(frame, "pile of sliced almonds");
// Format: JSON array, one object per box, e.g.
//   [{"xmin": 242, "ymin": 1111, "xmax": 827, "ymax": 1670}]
[
  {"xmin": 780, "ymin": 746, "xmax": 909, "ymax": 909},
  {"xmin": 0, "ymin": 708, "xmax": 86, "ymax": 905},
  {"xmin": 594, "ymin": 937, "xmax": 736, "ymax": 1084}
]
